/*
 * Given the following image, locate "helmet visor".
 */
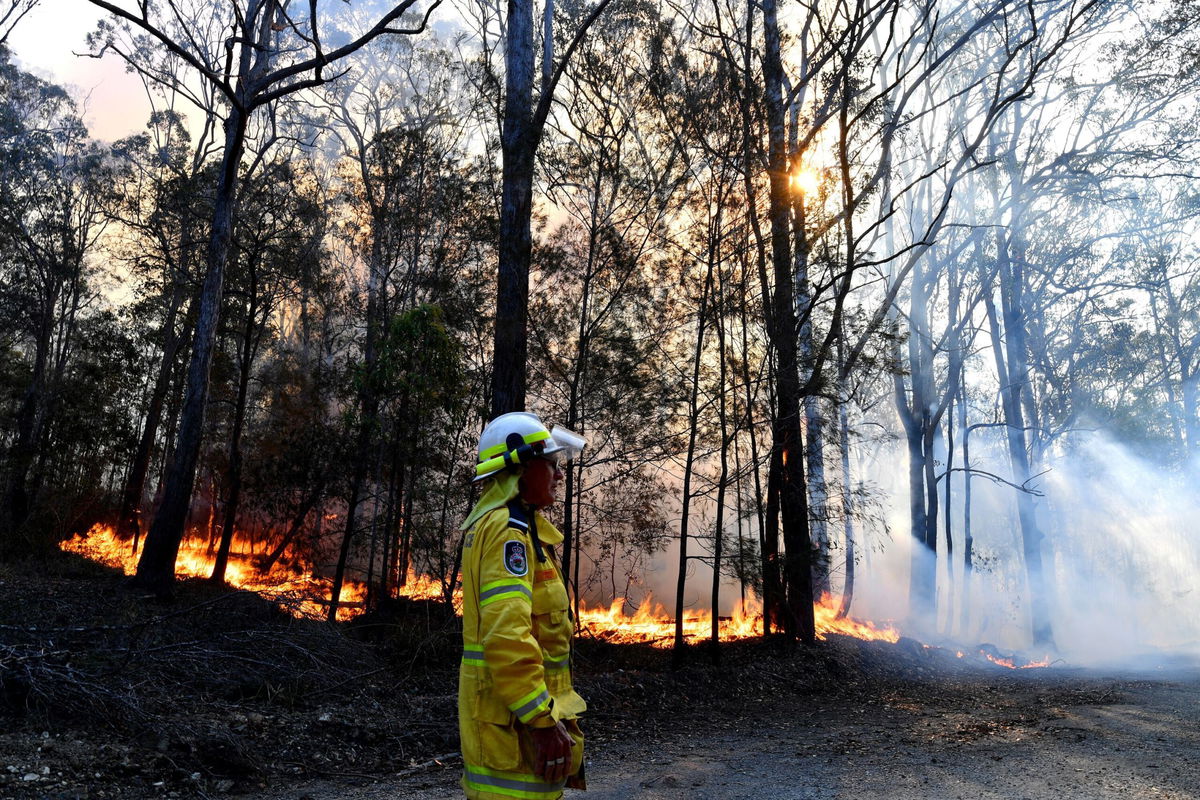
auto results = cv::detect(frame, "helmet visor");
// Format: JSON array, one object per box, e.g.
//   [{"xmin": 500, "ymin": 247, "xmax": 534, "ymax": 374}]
[{"xmin": 545, "ymin": 425, "xmax": 587, "ymax": 462}]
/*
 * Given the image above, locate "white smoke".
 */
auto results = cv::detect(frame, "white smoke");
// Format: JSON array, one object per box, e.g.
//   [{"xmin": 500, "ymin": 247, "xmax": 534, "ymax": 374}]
[
  {"xmin": 1042, "ymin": 433, "xmax": 1200, "ymax": 665},
  {"xmin": 845, "ymin": 429, "xmax": 1200, "ymax": 666}
]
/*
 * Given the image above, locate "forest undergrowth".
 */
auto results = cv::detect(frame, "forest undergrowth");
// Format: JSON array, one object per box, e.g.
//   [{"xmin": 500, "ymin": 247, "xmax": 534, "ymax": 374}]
[{"xmin": 0, "ymin": 554, "xmax": 1030, "ymax": 799}]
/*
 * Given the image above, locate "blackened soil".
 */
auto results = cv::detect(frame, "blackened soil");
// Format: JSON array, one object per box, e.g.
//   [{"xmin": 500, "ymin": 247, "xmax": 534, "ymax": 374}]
[
  {"xmin": 260, "ymin": 668, "xmax": 1200, "ymax": 800},
  {"xmin": 4, "ymin": 557, "xmax": 1197, "ymax": 800}
]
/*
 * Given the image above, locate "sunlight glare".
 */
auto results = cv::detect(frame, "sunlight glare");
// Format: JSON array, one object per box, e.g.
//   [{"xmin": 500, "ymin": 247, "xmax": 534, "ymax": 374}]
[{"xmin": 791, "ymin": 168, "xmax": 820, "ymax": 196}]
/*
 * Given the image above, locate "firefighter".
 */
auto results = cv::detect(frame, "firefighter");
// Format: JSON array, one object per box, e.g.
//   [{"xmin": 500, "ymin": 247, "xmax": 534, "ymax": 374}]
[{"xmin": 458, "ymin": 412, "xmax": 588, "ymax": 800}]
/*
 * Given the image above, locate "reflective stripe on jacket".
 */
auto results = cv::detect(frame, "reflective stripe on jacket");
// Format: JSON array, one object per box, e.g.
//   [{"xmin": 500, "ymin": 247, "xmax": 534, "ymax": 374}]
[{"xmin": 459, "ymin": 502, "xmax": 586, "ymax": 800}]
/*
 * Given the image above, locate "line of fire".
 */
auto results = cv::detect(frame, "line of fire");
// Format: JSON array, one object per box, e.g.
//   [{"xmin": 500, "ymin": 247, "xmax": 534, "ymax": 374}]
[{"xmin": 60, "ymin": 522, "xmax": 1050, "ymax": 671}]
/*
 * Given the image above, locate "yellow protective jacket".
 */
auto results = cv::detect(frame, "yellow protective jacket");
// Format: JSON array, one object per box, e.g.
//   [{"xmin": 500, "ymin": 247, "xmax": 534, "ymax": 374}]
[{"xmin": 459, "ymin": 499, "xmax": 587, "ymax": 800}]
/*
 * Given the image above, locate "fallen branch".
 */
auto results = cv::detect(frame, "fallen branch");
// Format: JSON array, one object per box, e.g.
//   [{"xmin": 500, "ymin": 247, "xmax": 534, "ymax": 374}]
[{"xmin": 395, "ymin": 752, "xmax": 460, "ymax": 777}]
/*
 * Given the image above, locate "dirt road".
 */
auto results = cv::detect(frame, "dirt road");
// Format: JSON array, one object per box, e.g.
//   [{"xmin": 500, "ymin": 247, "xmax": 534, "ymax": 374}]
[{"xmin": 258, "ymin": 669, "xmax": 1200, "ymax": 800}]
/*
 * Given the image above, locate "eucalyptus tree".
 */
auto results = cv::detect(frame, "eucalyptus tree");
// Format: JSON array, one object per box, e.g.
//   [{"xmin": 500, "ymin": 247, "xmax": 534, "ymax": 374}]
[
  {"xmin": 462, "ymin": 0, "xmax": 619, "ymax": 415},
  {"xmin": 209, "ymin": 156, "xmax": 325, "ymax": 585},
  {"xmin": 529, "ymin": 0, "xmax": 686, "ymax": 616},
  {"xmin": 0, "ymin": 56, "xmax": 109, "ymax": 554},
  {"xmin": 335, "ymin": 122, "xmax": 490, "ymax": 614},
  {"xmin": 954, "ymin": 0, "xmax": 1200, "ymax": 648},
  {"xmin": 661, "ymin": 48, "xmax": 755, "ymax": 659},
  {"xmin": 736, "ymin": 0, "xmax": 1103, "ymax": 641},
  {"xmin": 86, "ymin": 0, "xmax": 442, "ymax": 596},
  {"xmin": 109, "ymin": 109, "xmax": 218, "ymax": 547},
  {"xmin": 315, "ymin": 34, "xmax": 491, "ymax": 618},
  {"xmin": 872, "ymin": 0, "xmax": 1121, "ymax": 637}
]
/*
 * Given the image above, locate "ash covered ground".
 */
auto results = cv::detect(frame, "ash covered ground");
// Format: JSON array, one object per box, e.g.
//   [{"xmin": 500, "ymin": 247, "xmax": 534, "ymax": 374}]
[{"xmin": 2, "ymin": 555, "xmax": 1197, "ymax": 800}]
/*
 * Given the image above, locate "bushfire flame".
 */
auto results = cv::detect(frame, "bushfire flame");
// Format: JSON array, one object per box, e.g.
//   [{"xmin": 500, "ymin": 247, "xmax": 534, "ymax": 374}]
[
  {"xmin": 62, "ymin": 523, "xmax": 396, "ymax": 621},
  {"xmin": 575, "ymin": 593, "xmax": 901, "ymax": 647},
  {"xmin": 60, "ymin": 524, "xmax": 1047, "ymax": 667},
  {"xmin": 985, "ymin": 653, "xmax": 1053, "ymax": 669},
  {"xmin": 576, "ymin": 594, "xmax": 761, "ymax": 645}
]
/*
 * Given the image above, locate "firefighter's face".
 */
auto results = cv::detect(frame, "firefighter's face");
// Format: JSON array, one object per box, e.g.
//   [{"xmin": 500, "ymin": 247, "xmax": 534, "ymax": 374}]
[{"xmin": 520, "ymin": 457, "xmax": 563, "ymax": 508}]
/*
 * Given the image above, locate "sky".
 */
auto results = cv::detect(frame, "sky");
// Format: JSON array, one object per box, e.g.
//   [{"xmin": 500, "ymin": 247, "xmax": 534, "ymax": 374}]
[
  {"xmin": 9, "ymin": 1, "xmax": 471, "ymax": 143},
  {"xmin": 9, "ymin": 0, "xmax": 154, "ymax": 142}
]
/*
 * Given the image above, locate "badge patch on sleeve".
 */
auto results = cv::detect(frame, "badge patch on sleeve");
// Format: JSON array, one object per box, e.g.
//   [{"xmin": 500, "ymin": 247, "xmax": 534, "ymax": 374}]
[{"xmin": 503, "ymin": 540, "xmax": 528, "ymax": 576}]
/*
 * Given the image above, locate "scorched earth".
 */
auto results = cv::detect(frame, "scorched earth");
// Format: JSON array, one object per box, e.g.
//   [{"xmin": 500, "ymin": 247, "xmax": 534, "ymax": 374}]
[{"xmin": 259, "ymin": 665, "xmax": 1200, "ymax": 800}]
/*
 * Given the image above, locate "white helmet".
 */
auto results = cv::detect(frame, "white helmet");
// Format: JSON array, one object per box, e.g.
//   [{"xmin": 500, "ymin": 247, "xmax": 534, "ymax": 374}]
[{"xmin": 473, "ymin": 411, "xmax": 587, "ymax": 481}]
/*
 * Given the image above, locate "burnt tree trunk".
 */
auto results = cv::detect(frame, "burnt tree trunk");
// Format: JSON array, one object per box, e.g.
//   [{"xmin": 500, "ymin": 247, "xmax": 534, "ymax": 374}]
[
  {"xmin": 118, "ymin": 288, "xmax": 194, "ymax": 545},
  {"xmin": 710, "ymin": 263, "xmax": 730, "ymax": 660},
  {"xmin": 490, "ymin": 0, "xmax": 536, "ymax": 417},
  {"xmin": 672, "ymin": 250, "xmax": 715, "ymax": 663},
  {"xmin": 2, "ymin": 320, "xmax": 51, "ymax": 549},
  {"xmin": 133, "ymin": 108, "xmax": 249, "ymax": 597},
  {"xmin": 762, "ymin": 0, "xmax": 814, "ymax": 644},
  {"xmin": 211, "ymin": 275, "xmax": 262, "ymax": 585},
  {"xmin": 762, "ymin": 442, "xmax": 782, "ymax": 633}
]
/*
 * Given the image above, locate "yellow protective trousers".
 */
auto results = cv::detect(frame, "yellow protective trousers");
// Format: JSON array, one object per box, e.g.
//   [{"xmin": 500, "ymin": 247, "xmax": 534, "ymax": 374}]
[{"xmin": 458, "ymin": 501, "xmax": 586, "ymax": 800}]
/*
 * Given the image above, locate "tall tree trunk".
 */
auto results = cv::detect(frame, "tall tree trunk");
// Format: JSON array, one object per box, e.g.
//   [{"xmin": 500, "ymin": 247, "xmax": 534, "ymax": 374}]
[
  {"xmin": 762, "ymin": 0, "xmax": 814, "ymax": 644},
  {"xmin": 327, "ymin": 251, "xmax": 384, "ymax": 621},
  {"xmin": 958, "ymin": 383, "xmax": 973, "ymax": 637},
  {"xmin": 211, "ymin": 286, "xmax": 259, "ymax": 584},
  {"xmin": 398, "ymin": 466, "xmax": 416, "ymax": 584},
  {"xmin": 1182, "ymin": 365, "xmax": 1199, "ymax": 459},
  {"xmin": 561, "ymin": 457, "xmax": 576, "ymax": 600},
  {"xmin": 899, "ymin": 252, "xmax": 938, "ymax": 624},
  {"xmin": 560, "ymin": 246, "xmax": 594, "ymax": 603},
  {"xmin": 835, "ymin": 332, "xmax": 855, "ymax": 620},
  {"xmin": 1, "ymin": 311, "xmax": 52, "ymax": 548},
  {"xmin": 941, "ymin": 256, "xmax": 966, "ymax": 633},
  {"xmin": 792, "ymin": 192, "xmax": 828, "ymax": 597},
  {"xmin": 710, "ymin": 263, "xmax": 730, "ymax": 661},
  {"xmin": 117, "ymin": 259, "xmax": 194, "ymax": 543},
  {"xmin": 672, "ymin": 252, "xmax": 714, "ymax": 662},
  {"xmin": 993, "ymin": 215, "xmax": 1055, "ymax": 650},
  {"xmin": 133, "ymin": 109, "xmax": 249, "ymax": 597},
  {"xmin": 762, "ymin": 443, "xmax": 782, "ymax": 634},
  {"xmin": 491, "ymin": 0, "xmax": 536, "ymax": 417}
]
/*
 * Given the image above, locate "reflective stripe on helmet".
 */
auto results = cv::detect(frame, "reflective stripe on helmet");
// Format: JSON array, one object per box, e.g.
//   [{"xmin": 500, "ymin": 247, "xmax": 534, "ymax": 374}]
[
  {"xmin": 474, "ymin": 440, "xmax": 548, "ymax": 478},
  {"xmin": 479, "ymin": 429, "xmax": 551, "ymax": 461}
]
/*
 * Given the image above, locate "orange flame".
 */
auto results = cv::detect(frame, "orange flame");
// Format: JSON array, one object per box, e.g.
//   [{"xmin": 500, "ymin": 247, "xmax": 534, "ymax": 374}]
[
  {"xmin": 814, "ymin": 594, "xmax": 900, "ymax": 643},
  {"xmin": 62, "ymin": 525, "xmax": 1045, "ymax": 667},
  {"xmin": 576, "ymin": 593, "xmax": 762, "ymax": 646},
  {"xmin": 984, "ymin": 652, "xmax": 1051, "ymax": 669},
  {"xmin": 573, "ymin": 592, "xmax": 899, "ymax": 647},
  {"xmin": 60, "ymin": 523, "xmax": 435, "ymax": 621}
]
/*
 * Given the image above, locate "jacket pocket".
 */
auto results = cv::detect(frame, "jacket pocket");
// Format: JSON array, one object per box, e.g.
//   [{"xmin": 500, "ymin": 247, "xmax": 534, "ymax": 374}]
[
  {"xmin": 531, "ymin": 576, "xmax": 569, "ymax": 614},
  {"xmin": 472, "ymin": 692, "xmax": 521, "ymax": 771},
  {"xmin": 564, "ymin": 717, "xmax": 586, "ymax": 789}
]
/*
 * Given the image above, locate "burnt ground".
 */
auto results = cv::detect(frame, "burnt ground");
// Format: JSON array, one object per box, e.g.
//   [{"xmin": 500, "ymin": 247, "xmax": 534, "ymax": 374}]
[
  {"xmin": 3, "ymin": 556, "xmax": 1199, "ymax": 800},
  {"xmin": 263, "ymin": 673, "xmax": 1200, "ymax": 800}
]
